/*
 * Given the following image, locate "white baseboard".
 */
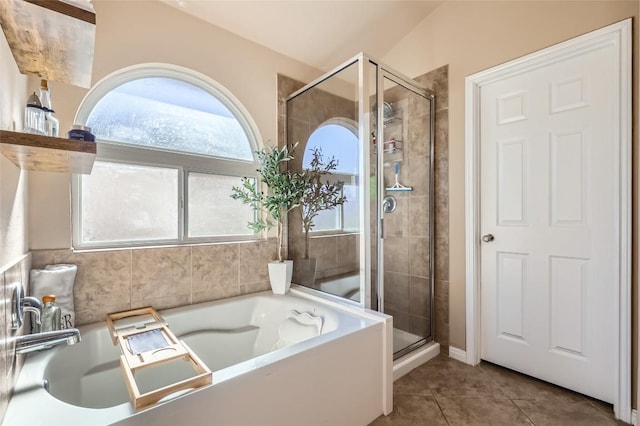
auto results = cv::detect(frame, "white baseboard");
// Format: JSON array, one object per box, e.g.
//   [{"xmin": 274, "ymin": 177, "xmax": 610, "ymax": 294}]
[
  {"xmin": 448, "ymin": 346, "xmax": 467, "ymax": 363},
  {"xmin": 631, "ymin": 409, "xmax": 636, "ymax": 425}
]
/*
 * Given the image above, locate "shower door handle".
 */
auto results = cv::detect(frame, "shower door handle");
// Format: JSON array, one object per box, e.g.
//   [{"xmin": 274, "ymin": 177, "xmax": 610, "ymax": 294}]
[{"xmin": 482, "ymin": 234, "xmax": 495, "ymax": 243}]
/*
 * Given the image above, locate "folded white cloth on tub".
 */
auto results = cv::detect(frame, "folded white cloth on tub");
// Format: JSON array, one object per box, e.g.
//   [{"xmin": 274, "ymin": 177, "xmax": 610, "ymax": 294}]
[
  {"xmin": 30, "ymin": 264, "xmax": 77, "ymax": 330},
  {"xmin": 273, "ymin": 310, "xmax": 323, "ymax": 350}
]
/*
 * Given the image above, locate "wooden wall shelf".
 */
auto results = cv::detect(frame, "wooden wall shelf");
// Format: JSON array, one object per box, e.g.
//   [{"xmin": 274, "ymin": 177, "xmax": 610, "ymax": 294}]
[
  {"xmin": 0, "ymin": 0, "xmax": 96, "ymax": 88},
  {"xmin": 0, "ymin": 130, "xmax": 96, "ymax": 174}
]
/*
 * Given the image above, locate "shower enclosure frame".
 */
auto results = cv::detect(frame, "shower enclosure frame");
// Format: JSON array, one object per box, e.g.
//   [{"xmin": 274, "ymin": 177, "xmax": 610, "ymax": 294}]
[{"xmin": 285, "ymin": 53, "xmax": 436, "ymax": 358}]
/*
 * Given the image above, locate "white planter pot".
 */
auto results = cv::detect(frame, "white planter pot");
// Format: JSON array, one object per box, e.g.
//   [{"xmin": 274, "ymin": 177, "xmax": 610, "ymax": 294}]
[{"xmin": 268, "ymin": 260, "xmax": 293, "ymax": 295}]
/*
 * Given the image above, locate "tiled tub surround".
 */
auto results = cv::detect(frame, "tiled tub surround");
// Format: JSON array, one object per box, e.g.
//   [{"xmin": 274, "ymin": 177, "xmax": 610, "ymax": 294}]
[
  {"xmin": 5, "ymin": 289, "xmax": 392, "ymax": 426},
  {"xmin": 0, "ymin": 254, "xmax": 31, "ymax": 424},
  {"xmin": 31, "ymin": 239, "xmax": 278, "ymax": 326},
  {"xmin": 289, "ymin": 233, "xmax": 360, "ymax": 285}
]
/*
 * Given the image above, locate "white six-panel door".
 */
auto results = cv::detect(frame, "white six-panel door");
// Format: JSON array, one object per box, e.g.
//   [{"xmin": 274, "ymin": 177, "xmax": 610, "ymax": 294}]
[{"xmin": 478, "ymin": 28, "xmax": 625, "ymax": 403}]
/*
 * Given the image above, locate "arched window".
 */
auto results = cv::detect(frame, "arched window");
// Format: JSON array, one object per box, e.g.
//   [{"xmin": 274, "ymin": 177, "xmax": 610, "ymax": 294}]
[
  {"xmin": 302, "ymin": 120, "xmax": 359, "ymax": 233},
  {"xmin": 72, "ymin": 64, "xmax": 261, "ymax": 249}
]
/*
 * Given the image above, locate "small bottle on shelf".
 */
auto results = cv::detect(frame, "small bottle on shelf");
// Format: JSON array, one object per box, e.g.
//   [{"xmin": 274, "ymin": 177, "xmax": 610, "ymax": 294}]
[
  {"xmin": 39, "ymin": 79, "xmax": 60, "ymax": 137},
  {"xmin": 41, "ymin": 295, "xmax": 62, "ymax": 332},
  {"xmin": 23, "ymin": 92, "xmax": 46, "ymax": 135}
]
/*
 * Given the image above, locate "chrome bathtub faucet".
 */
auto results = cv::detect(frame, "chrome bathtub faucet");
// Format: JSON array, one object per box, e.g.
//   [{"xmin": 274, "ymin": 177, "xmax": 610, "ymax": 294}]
[
  {"xmin": 15, "ymin": 328, "xmax": 81, "ymax": 354},
  {"xmin": 9, "ymin": 282, "xmax": 81, "ymax": 354}
]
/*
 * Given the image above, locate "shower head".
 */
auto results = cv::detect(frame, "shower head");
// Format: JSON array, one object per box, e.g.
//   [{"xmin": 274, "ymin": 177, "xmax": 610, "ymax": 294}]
[{"xmin": 371, "ymin": 102, "xmax": 395, "ymax": 121}]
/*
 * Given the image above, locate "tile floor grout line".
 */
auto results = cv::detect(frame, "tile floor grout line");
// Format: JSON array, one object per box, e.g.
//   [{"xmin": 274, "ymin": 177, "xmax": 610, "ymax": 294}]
[
  {"xmin": 509, "ymin": 398, "xmax": 537, "ymax": 425},
  {"xmin": 431, "ymin": 395, "xmax": 452, "ymax": 426}
]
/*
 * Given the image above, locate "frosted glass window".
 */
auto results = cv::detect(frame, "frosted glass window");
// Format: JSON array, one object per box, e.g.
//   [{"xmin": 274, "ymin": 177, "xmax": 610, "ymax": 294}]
[
  {"xmin": 302, "ymin": 123, "xmax": 358, "ymax": 233},
  {"xmin": 86, "ymin": 77, "xmax": 254, "ymax": 161},
  {"xmin": 312, "ymin": 208, "xmax": 340, "ymax": 232},
  {"xmin": 73, "ymin": 66, "xmax": 261, "ymax": 249},
  {"xmin": 188, "ymin": 173, "xmax": 255, "ymax": 237},
  {"xmin": 80, "ymin": 161, "xmax": 179, "ymax": 244},
  {"xmin": 343, "ymin": 184, "xmax": 360, "ymax": 231}
]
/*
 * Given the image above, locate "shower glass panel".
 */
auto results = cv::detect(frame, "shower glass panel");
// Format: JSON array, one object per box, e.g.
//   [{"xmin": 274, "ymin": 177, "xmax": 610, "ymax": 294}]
[
  {"xmin": 286, "ymin": 60, "xmax": 364, "ymax": 304},
  {"xmin": 286, "ymin": 54, "xmax": 434, "ymax": 358}
]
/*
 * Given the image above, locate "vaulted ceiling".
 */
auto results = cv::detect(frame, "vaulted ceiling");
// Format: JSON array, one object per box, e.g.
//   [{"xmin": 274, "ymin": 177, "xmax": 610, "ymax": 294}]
[{"xmin": 160, "ymin": 0, "xmax": 442, "ymax": 70}]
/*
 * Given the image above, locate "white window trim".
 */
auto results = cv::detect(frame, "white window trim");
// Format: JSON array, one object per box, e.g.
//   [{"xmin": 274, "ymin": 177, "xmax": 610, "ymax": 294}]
[
  {"xmin": 72, "ymin": 63, "xmax": 263, "ymax": 250},
  {"xmin": 74, "ymin": 62, "xmax": 262, "ymax": 154}
]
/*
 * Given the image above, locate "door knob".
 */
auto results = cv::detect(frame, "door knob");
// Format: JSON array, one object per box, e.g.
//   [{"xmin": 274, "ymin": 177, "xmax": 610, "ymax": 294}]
[{"xmin": 482, "ymin": 234, "xmax": 495, "ymax": 242}]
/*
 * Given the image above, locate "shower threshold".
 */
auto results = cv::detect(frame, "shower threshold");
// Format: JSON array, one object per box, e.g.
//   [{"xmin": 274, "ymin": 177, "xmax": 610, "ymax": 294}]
[
  {"xmin": 393, "ymin": 328, "xmax": 425, "ymax": 355},
  {"xmin": 392, "ymin": 338, "xmax": 440, "ymax": 381}
]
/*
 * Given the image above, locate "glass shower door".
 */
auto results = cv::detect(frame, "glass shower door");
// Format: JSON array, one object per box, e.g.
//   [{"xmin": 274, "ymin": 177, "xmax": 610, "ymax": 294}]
[
  {"xmin": 377, "ymin": 72, "xmax": 434, "ymax": 358},
  {"xmin": 285, "ymin": 55, "xmax": 435, "ymax": 360}
]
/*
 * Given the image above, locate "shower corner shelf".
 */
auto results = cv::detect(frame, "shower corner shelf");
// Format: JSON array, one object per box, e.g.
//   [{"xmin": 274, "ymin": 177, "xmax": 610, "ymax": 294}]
[
  {"xmin": 381, "ymin": 140, "xmax": 405, "ymax": 165},
  {"xmin": 383, "ymin": 139, "xmax": 403, "ymax": 154}
]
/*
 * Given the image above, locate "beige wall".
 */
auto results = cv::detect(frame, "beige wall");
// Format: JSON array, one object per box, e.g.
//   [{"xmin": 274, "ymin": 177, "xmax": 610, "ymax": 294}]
[
  {"xmin": 29, "ymin": 0, "xmax": 321, "ymax": 250},
  {"xmin": 0, "ymin": 30, "xmax": 28, "ymax": 268},
  {"xmin": 0, "ymin": 28, "xmax": 29, "ymax": 424},
  {"xmin": 383, "ymin": 0, "xmax": 638, "ymax": 351}
]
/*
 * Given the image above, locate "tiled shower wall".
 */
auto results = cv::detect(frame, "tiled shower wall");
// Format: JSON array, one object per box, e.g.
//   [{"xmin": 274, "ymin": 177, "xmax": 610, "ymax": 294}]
[
  {"xmin": 1, "ymin": 254, "xmax": 32, "ymax": 421},
  {"xmin": 416, "ymin": 66, "xmax": 449, "ymax": 348},
  {"xmin": 30, "ymin": 240, "xmax": 277, "ymax": 325}
]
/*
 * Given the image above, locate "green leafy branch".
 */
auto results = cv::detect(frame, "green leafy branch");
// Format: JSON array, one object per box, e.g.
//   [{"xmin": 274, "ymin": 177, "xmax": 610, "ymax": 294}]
[
  {"xmin": 231, "ymin": 144, "xmax": 306, "ymax": 262},
  {"xmin": 300, "ymin": 147, "xmax": 346, "ymax": 259}
]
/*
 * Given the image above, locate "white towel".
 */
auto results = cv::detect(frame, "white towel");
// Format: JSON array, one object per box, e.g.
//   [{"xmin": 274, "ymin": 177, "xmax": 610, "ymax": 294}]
[
  {"xmin": 273, "ymin": 310, "xmax": 323, "ymax": 350},
  {"xmin": 30, "ymin": 264, "xmax": 77, "ymax": 330}
]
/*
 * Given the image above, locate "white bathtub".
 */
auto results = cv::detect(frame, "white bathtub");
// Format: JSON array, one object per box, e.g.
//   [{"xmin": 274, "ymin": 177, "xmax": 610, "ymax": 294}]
[{"xmin": 4, "ymin": 288, "xmax": 392, "ymax": 425}]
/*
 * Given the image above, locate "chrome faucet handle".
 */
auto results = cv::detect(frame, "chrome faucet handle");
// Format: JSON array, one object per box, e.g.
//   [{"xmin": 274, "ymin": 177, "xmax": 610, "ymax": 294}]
[
  {"xmin": 10, "ymin": 283, "xmax": 43, "ymax": 330},
  {"xmin": 22, "ymin": 296, "xmax": 43, "ymax": 325}
]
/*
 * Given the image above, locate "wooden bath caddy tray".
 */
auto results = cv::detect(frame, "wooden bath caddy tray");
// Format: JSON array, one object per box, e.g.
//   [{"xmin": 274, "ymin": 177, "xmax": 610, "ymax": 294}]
[{"xmin": 106, "ymin": 307, "xmax": 212, "ymax": 410}]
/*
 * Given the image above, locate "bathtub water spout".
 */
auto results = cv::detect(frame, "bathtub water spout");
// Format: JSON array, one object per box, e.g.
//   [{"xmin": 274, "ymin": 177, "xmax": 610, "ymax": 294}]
[{"xmin": 15, "ymin": 328, "xmax": 81, "ymax": 354}]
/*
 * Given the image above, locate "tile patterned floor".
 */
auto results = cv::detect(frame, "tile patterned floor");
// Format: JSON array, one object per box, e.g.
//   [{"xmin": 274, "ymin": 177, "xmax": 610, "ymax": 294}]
[{"xmin": 371, "ymin": 353, "xmax": 629, "ymax": 426}]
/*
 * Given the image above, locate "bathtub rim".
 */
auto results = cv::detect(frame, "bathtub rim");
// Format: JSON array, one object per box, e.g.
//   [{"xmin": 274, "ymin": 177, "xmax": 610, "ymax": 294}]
[{"xmin": 5, "ymin": 287, "xmax": 393, "ymax": 424}]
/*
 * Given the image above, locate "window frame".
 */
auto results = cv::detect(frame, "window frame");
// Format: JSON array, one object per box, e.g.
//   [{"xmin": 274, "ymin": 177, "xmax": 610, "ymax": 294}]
[{"xmin": 71, "ymin": 63, "xmax": 262, "ymax": 250}]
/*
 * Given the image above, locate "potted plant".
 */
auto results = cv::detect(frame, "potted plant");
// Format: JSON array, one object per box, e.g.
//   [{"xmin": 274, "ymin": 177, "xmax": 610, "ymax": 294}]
[
  {"xmin": 231, "ymin": 144, "xmax": 306, "ymax": 294},
  {"xmin": 298, "ymin": 147, "xmax": 346, "ymax": 286}
]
